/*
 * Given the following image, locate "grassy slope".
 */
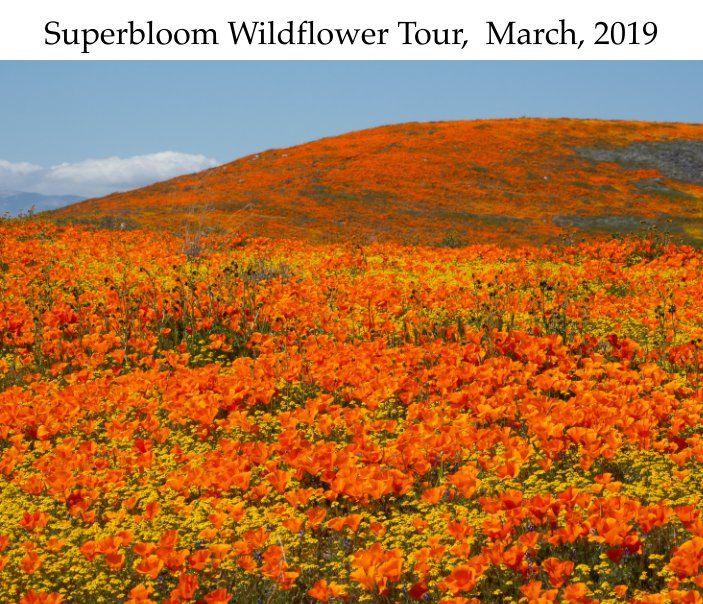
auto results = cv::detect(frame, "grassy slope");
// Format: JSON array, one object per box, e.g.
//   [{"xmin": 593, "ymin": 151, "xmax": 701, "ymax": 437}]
[{"xmin": 51, "ymin": 118, "xmax": 703, "ymax": 246}]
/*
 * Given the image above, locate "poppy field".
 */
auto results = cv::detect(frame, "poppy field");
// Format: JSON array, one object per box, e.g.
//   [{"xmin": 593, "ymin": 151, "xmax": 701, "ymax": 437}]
[{"xmin": 2, "ymin": 218, "xmax": 703, "ymax": 603}]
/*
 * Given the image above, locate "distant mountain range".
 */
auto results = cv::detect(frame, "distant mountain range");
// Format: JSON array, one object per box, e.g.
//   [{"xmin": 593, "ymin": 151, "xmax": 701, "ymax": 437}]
[{"xmin": 0, "ymin": 191, "xmax": 85, "ymax": 216}]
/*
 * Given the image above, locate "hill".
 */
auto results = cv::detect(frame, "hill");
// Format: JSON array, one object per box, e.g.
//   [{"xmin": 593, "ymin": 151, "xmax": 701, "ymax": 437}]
[{"xmin": 50, "ymin": 118, "xmax": 703, "ymax": 246}]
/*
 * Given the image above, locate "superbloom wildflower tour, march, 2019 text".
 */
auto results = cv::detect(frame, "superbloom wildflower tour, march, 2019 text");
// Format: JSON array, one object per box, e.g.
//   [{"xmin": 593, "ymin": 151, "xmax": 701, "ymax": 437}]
[{"xmin": 43, "ymin": 19, "xmax": 658, "ymax": 54}]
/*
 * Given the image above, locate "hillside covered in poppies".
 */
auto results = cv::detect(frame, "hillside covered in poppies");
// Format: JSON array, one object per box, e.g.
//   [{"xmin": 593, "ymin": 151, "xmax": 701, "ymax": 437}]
[
  {"xmin": 50, "ymin": 118, "xmax": 703, "ymax": 246},
  {"xmin": 4, "ymin": 118, "xmax": 703, "ymax": 603}
]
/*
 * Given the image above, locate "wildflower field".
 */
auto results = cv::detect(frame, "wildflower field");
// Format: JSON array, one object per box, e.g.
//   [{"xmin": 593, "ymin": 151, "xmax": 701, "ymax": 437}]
[{"xmin": 3, "ymin": 219, "xmax": 703, "ymax": 604}]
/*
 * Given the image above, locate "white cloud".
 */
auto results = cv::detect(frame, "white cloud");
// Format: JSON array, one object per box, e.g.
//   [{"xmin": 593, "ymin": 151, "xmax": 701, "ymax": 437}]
[
  {"xmin": 0, "ymin": 152, "xmax": 219, "ymax": 198},
  {"xmin": 0, "ymin": 160, "xmax": 43, "ymax": 193},
  {"xmin": 0, "ymin": 160, "xmax": 42, "ymax": 175}
]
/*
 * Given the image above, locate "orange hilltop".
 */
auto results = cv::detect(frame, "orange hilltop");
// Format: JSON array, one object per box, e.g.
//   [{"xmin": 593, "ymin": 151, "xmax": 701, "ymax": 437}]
[{"xmin": 50, "ymin": 118, "xmax": 703, "ymax": 246}]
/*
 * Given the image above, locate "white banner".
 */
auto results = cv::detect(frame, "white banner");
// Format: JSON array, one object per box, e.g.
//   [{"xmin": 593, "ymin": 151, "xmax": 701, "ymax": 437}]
[{"xmin": 1, "ymin": 0, "xmax": 702, "ymax": 59}]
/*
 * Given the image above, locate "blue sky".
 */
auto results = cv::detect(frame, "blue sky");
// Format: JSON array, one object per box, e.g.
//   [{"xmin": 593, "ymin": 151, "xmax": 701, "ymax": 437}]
[{"xmin": 1, "ymin": 61, "xmax": 702, "ymax": 199}]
